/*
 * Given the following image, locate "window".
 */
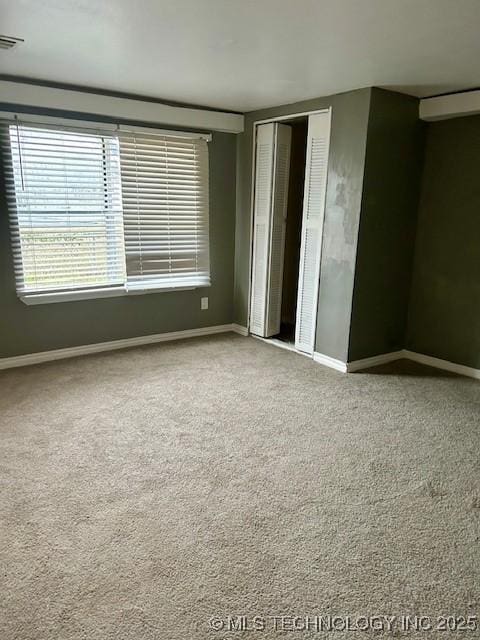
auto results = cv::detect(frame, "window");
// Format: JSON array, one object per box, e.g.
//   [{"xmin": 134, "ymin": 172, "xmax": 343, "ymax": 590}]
[
  {"xmin": 119, "ymin": 130, "xmax": 210, "ymax": 290},
  {"xmin": 2, "ymin": 120, "xmax": 210, "ymax": 303},
  {"xmin": 6, "ymin": 125, "xmax": 125, "ymax": 295}
]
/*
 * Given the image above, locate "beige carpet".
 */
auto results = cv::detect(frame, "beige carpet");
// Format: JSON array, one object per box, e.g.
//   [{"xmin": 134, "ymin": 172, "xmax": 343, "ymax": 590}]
[{"xmin": 1, "ymin": 333, "xmax": 479, "ymax": 639}]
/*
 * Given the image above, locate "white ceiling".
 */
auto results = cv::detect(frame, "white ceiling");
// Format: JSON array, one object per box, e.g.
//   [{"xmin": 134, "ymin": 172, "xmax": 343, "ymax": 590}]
[{"xmin": 1, "ymin": 0, "xmax": 480, "ymax": 113}]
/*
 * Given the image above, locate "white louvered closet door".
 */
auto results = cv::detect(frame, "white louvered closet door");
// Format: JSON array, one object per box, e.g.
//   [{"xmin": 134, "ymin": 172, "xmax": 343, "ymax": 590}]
[
  {"xmin": 295, "ymin": 111, "xmax": 331, "ymax": 354},
  {"xmin": 250, "ymin": 123, "xmax": 291, "ymax": 337},
  {"xmin": 250, "ymin": 123, "xmax": 275, "ymax": 336}
]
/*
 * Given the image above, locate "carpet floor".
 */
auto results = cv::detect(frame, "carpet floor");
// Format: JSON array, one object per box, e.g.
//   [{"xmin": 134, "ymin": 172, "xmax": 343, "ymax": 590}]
[{"xmin": 1, "ymin": 333, "xmax": 479, "ymax": 639}]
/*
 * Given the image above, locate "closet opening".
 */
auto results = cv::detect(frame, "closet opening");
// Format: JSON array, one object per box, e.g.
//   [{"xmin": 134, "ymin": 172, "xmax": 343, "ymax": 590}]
[
  {"xmin": 277, "ymin": 118, "xmax": 307, "ymax": 346},
  {"xmin": 249, "ymin": 108, "xmax": 331, "ymax": 356}
]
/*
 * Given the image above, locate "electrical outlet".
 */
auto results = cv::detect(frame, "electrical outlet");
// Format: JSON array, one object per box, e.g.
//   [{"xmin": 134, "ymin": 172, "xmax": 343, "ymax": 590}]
[{"xmin": 201, "ymin": 297, "xmax": 209, "ymax": 310}]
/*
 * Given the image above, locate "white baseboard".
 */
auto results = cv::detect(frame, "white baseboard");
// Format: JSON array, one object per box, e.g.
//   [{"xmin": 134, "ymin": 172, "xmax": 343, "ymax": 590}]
[
  {"xmin": 313, "ymin": 352, "xmax": 348, "ymax": 373},
  {"xmin": 347, "ymin": 350, "xmax": 405, "ymax": 372},
  {"xmin": 403, "ymin": 350, "xmax": 480, "ymax": 380},
  {"xmin": 0, "ymin": 324, "xmax": 235, "ymax": 371},
  {"xmin": 314, "ymin": 348, "xmax": 480, "ymax": 381},
  {"xmin": 2, "ymin": 327, "xmax": 479, "ymax": 382},
  {"xmin": 314, "ymin": 350, "xmax": 402, "ymax": 374},
  {"xmin": 231, "ymin": 324, "xmax": 249, "ymax": 336}
]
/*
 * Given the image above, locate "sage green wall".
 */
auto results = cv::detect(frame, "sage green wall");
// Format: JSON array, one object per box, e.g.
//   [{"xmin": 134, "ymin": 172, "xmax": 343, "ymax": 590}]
[
  {"xmin": 234, "ymin": 88, "xmax": 372, "ymax": 361},
  {"xmin": 0, "ymin": 128, "xmax": 237, "ymax": 358},
  {"xmin": 348, "ymin": 88, "xmax": 424, "ymax": 361},
  {"xmin": 406, "ymin": 115, "xmax": 480, "ymax": 369}
]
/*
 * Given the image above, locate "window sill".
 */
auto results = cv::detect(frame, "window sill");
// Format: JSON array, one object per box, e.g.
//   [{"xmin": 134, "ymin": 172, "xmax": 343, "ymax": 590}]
[{"xmin": 20, "ymin": 284, "xmax": 209, "ymax": 305}]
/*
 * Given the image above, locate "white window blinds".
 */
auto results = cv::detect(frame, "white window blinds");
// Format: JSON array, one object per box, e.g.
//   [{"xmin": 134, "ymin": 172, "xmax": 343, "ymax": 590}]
[
  {"xmin": 2, "ymin": 119, "xmax": 211, "ymax": 301},
  {"xmin": 3, "ymin": 123, "xmax": 125, "ymax": 295},
  {"xmin": 119, "ymin": 131, "xmax": 210, "ymax": 290}
]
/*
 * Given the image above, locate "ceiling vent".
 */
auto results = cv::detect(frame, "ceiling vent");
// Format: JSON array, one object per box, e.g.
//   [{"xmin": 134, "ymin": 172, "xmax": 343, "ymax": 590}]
[{"xmin": 0, "ymin": 35, "xmax": 24, "ymax": 50}]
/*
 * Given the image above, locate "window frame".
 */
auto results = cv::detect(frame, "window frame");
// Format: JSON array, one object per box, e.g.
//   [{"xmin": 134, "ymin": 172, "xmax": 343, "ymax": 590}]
[{"xmin": 1, "ymin": 114, "xmax": 212, "ymax": 305}]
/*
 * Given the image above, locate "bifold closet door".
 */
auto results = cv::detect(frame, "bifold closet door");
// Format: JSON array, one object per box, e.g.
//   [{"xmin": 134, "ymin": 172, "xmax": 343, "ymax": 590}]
[
  {"xmin": 295, "ymin": 110, "xmax": 331, "ymax": 354},
  {"xmin": 250, "ymin": 123, "xmax": 292, "ymax": 337}
]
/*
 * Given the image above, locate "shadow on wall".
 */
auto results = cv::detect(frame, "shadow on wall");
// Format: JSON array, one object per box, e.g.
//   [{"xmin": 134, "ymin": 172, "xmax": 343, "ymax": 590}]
[{"xmin": 354, "ymin": 359, "xmax": 462, "ymax": 378}]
